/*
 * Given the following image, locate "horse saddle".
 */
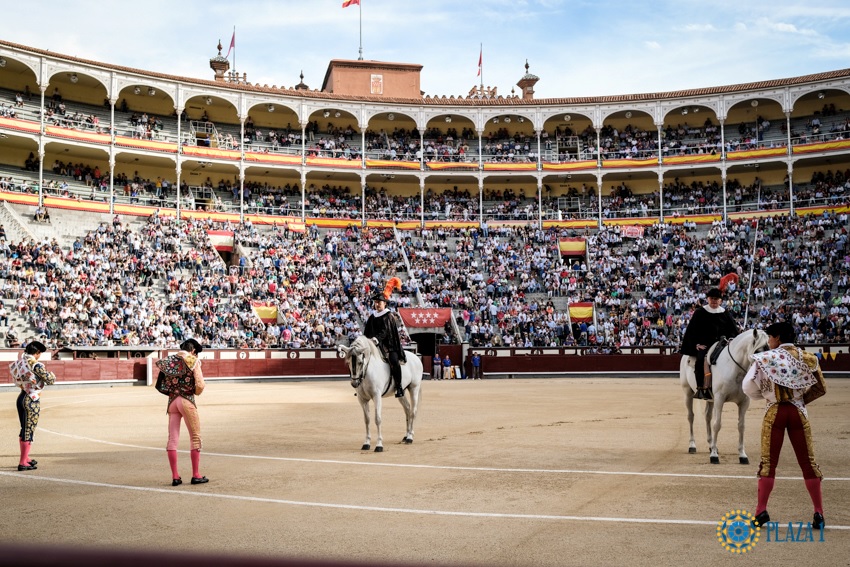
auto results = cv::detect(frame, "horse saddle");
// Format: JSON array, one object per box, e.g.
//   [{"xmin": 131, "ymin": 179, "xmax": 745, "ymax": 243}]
[
  {"xmin": 709, "ymin": 337, "xmax": 729, "ymax": 366},
  {"xmin": 376, "ymin": 348, "xmax": 407, "ymax": 365}
]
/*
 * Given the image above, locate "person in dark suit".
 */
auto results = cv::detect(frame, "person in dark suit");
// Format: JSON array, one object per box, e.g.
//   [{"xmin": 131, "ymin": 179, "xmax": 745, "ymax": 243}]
[
  {"xmin": 680, "ymin": 287, "xmax": 739, "ymax": 400},
  {"xmin": 364, "ymin": 292, "xmax": 406, "ymax": 398}
]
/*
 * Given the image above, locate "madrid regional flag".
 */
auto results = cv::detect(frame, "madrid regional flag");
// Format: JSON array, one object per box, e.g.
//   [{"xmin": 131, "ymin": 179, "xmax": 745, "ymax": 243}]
[{"xmin": 398, "ymin": 308, "xmax": 453, "ymax": 328}]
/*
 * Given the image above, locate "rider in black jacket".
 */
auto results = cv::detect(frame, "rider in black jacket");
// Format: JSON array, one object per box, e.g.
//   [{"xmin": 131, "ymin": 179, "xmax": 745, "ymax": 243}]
[
  {"xmin": 680, "ymin": 288, "xmax": 740, "ymax": 400},
  {"xmin": 364, "ymin": 291, "xmax": 406, "ymax": 398}
]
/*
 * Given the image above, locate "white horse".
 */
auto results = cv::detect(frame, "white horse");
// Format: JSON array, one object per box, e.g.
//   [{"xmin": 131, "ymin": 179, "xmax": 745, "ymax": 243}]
[
  {"xmin": 338, "ymin": 335, "xmax": 423, "ymax": 452},
  {"xmin": 679, "ymin": 328, "xmax": 770, "ymax": 464}
]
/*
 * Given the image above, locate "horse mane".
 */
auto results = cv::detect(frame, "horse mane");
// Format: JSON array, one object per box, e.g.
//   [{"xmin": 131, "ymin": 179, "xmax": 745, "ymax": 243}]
[
  {"xmin": 351, "ymin": 335, "xmax": 376, "ymax": 356},
  {"xmin": 725, "ymin": 328, "xmax": 769, "ymax": 358}
]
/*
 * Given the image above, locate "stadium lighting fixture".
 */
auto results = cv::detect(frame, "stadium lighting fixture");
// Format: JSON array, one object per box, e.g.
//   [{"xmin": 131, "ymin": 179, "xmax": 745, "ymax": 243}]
[
  {"xmin": 205, "ymin": 97, "xmax": 212, "ymax": 105},
  {"xmin": 0, "ymin": 58, "xmax": 6, "ymax": 67},
  {"xmin": 751, "ymin": 100, "xmax": 759, "ymax": 107},
  {"xmin": 681, "ymin": 108, "xmax": 688, "ymax": 115},
  {"xmin": 518, "ymin": 117, "xmax": 524, "ymax": 123},
  {"xmin": 625, "ymin": 111, "xmax": 632, "ymax": 119},
  {"xmin": 564, "ymin": 115, "xmax": 571, "ymax": 122},
  {"xmin": 323, "ymin": 110, "xmax": 330, "ymax": 118},
  {"xmin": 387, "ymin": 113, "xmax": 395, "ymax": 121},
  {"xmin": 504, "ymin": 117, "xmax": 511, "ymax": 123},
  {"xmin": 148, "ymin": 88, "xmax": 156, "ymax": 96},
  {"xmin": 69, "ymin": 73, "xmax": 78, "ymax": 84},
  {"xmin": 335, "ymin": 111, "xmax": 341, "ymax": 118},
  {"xmin": 492, "ymin": 118, "xmax": 499, "ymax": 124},
  {"xmin": 818, "ymin": 91, "xmax": 825, "ymax": 99},
  {"xmin": 133, "ymin": 86, "xmax": 141, "ymax": 95},
  {"xmin": 445, "ymin": 116, "xmax": 451, "ymax": 123},
  {"xmin": 268, "ymin": 104, "xmax": 275, "ymax": 112}
]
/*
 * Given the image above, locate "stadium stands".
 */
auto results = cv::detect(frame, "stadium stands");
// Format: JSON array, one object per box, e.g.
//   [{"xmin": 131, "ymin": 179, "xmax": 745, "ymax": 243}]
[{"xmin": 1, "ymin": 39, "xmax": 850, "ymax": 350}]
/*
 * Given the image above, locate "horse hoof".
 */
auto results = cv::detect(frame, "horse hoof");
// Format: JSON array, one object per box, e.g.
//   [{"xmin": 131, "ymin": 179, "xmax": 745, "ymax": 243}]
[
  {"xmin": 739, "ymin": 457, "xmax": 749, "ymax": 465},
  {"xmin": 361, "ymin": 444, "xmax": 370, "ymax": 451},
  {"xmin": 374, "ymin": 446, "xmax": 383, "ymax": 453},
  {"xmin": 710, "ymin": 456, "xmax": 720, "ymax": 464},
  {"xmin": 688, "ymin": 447, "xmax": 697, "ymax": 454},
  {"xmin": 403, "ymin": 437, "xmax": 413, "ymax": 444}
]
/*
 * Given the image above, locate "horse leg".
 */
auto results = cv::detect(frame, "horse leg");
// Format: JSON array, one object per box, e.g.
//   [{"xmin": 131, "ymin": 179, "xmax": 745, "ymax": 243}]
[
  {"xmin": 684, "ymin": 387, "xmax": 697, "ymax": 453},
  {"xmin": 402, "ymin": 384, "xmax": 420, "ymax": 444},
  {"xmin": 397, "ymin": 394, "xmax": 413, "ymax": 443},
  {"xmin": 373, "ymin": 396, "xmax": 384, "ymax": 452},
  {"xmin": 709, "ymin": 396, "xmax": 722, "ymax": 464},
  {"xmin": 737, "ymin": 397, "xmax": 751, "ymax": 464},
  {"xmin": 359, "ymin": 397, "xmax": 371, "ymax": 451}
]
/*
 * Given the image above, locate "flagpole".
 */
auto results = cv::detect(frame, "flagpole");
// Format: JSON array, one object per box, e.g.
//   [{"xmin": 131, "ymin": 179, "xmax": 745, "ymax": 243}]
[
  {"xmin": 232, "ymin": 26, "xmax": 236, "ymax": 73},
  {"xmin": 358, "ymin": 2, "xmax": 363, "ymax": 60}
]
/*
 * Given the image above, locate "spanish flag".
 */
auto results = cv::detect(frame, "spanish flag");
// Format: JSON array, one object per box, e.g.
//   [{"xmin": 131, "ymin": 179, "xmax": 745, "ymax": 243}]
[
  {"xmin": 558, "ymin": 237, "xmax": 586, "ymax": 256},
  {"xmin": 569, "ymin": 303, "xmax": 594, "ymax": 323},
  {"xmin": 342, "ymin": 0, "xmax": 359, "ymax": 7},
  {"xmin": 252, "ymin": 301, "xmax": 278, "ymax": 324}
]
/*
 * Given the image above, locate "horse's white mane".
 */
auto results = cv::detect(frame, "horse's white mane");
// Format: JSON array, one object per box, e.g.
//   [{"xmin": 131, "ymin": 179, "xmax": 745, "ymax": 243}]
[{"xmin": 349, "ymin": 335, "xmax": 376, "ymax": 356}]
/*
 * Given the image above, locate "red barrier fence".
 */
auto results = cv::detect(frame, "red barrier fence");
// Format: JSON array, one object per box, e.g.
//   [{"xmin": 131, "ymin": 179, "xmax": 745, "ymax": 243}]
[{"xmin": 1, "ymin": 346, "xmax": 848, "ymax": 385}]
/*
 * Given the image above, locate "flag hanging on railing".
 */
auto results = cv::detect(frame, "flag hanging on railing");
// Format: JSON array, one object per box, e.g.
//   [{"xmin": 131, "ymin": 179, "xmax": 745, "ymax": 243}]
[
  {"xmin": 398, "ymin": 308, "xmax": 452, "ymax": 329},
  {"xmin": 342, "ymin": 0, "xmax": 360, "ymax": 7},
  {"xmin": 252, "ymin": 301, "xmax": 278, "ymax": 324},
  {"xmin": 568, "ymin": 303, "xmax": 594, "ymax": 323},
  {"xmin": 225, "ymin": 30, "xmax": 235, "ymax": 59},
  {"xmin": 207, "ymin": 230, "xmax": 234, "ymax": 252},
  {"xmin": 558, "ymin": 237, "xmax": 586, "ymax": 256},
  {"xmin": 621, "ymin": 225, "xmax": 645, "ymax": 239}
]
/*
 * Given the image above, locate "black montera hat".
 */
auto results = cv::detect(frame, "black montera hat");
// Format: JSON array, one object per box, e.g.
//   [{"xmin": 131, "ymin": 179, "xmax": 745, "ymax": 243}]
[
  {"xmin": 24, "ymin": 341, "xmax": 47, "ymax": 355},
  {"xmin": 765, "ymin": 321, "xmax": 796, "ymax": 343},
  {"xmin": 371, "ymin": 291, "xmax": 388, "ymax": 302},
  {"xmin": 180, "ymin": 338, "xmax": 204, "ymax": 354},
  {"xmin": 706, "ymin": 288, "xmax": 723, "ymax": 299}
]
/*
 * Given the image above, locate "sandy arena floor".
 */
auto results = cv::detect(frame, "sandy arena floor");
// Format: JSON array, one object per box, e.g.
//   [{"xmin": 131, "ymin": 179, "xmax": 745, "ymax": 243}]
[{"xmin": 0, "ymin": 377, "xmax": 847, "ymax": 567}]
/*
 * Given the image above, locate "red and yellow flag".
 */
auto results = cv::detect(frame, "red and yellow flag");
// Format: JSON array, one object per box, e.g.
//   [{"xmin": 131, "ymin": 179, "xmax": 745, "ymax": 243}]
[
  {"xmin": 569, "ymin": 303, "xmax": 594, "ymax": 323},
  {"xmin": 342, "ymin": 0, "xmax": 360, "ymax": 7},
  {"xmin": 252, "ymin": 302, "xmax": 278, "ymax": 324},
  {"xmin": 558, "ymin": 237, "xmax": 586, "ymax": 256}
]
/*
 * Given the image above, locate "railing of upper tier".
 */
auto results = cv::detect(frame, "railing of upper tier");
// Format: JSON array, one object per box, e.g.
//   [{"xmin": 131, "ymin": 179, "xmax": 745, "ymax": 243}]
[{"xmin": 5, "ymin": 109, "xmax": 850, "ymax": 178}]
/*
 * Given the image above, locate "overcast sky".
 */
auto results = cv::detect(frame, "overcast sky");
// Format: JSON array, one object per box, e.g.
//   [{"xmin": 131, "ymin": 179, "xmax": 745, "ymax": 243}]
[{"xmin": 4, "ymin": 0, "xmax": 850, "ymax": 99}]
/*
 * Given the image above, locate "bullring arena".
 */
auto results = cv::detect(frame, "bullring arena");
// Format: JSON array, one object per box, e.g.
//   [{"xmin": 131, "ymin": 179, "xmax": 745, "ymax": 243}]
[
  {"xmin": 2, "ymin": 19, "xmax": 850, "ymax": 566},
  {"xmin": 1, "ymin": 376, "xmax": 848, "ymax": 567}
]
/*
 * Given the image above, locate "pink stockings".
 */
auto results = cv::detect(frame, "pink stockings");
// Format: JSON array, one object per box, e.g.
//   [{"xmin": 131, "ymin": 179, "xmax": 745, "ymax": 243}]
[
  {"xmin": 166, "ymin": 397, "xmax": 203, "ymax": 479},
  {"xmin": 19, "ymin": 439, "xmax": 32, "ymax": 466}
]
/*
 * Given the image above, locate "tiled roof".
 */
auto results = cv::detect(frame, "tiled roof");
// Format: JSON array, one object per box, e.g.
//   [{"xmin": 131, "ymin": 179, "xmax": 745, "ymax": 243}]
[{"xmin": 2, "ymin": 39, "xmax": 849, "ymax": 107}]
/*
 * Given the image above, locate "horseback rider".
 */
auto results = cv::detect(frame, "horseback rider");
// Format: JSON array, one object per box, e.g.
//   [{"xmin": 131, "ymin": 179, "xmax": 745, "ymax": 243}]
[
  {"xmin": 680, "ymin": 287, "xmax": 739, "ymax": 400},
  {"xmin": 364, "ymin": 287, "xmax": 406, "ymax": 398}
]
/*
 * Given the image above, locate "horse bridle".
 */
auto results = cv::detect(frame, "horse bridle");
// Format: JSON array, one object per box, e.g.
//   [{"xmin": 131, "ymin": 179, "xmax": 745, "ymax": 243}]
[
  {"xmin": 348, "ymin": 348, "xmax": 370, "ymax": 388},
  {"xmin": 717, "ymin": 334, "xmax": 768, "ymax": 375}
]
